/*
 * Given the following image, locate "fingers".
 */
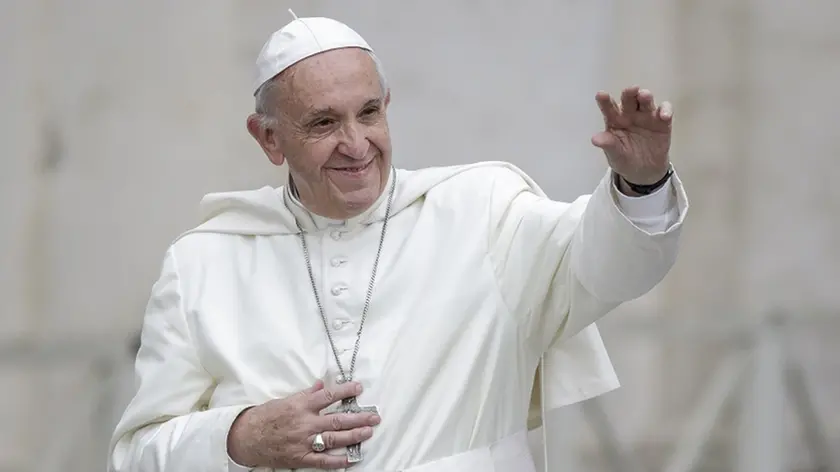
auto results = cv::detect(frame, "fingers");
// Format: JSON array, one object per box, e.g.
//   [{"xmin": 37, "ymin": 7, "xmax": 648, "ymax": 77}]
[
  {"xmin": 591, "ymin": 131, "xmax": 618, "ymax": 150},
  {"xmin": 299, "ymin": 427, "xmax": 376, "ymax": 469},
  {"xmin": 620, "ymin": 86, "xmax": 641, "ymax": 113},
  {"xmin": 597, "ymin": 87, "xmax": 673, "ymax": 133},
  {"xmin": 315, "ymin": 411, "xmax": 381, "ymax": 432},
  {"xmin": 290, "ymin": 380, "xmax": 325, "ymax": 403},
  {"xmin": 657, "ymin": 101, "xmax": 674, "ymax": 121},
  {"xmin": 307, "ymin": 381, "xmax": 363, "ymax": 411},
  {"xmin": 305, "ymin": 380, "xmax": 325, "ymax": 394},
  {"xmin": 595, "ymin": 91, "xmax": 620, "ymax": 123},
  {"xmin": 301, "ymin": 451, "xmax": 352, "ymax": 470},
  {"xmin": 309, "ymin": 427, "xmax": 375, "ymax": 452},
  {"xmin": 638, "ymin": 89, "xmax": 656, "ymax": 112}
]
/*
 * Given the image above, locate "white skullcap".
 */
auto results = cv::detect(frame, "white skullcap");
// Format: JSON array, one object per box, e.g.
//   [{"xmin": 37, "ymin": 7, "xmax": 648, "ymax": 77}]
[{"xmin": 253, "ymin": 14, "xmax": 373, "ymax": 95}]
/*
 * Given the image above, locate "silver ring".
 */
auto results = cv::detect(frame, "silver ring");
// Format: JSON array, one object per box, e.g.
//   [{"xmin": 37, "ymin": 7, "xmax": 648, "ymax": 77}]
[{"xmin": 312, "ymin": 433, "xmax": 326, "ymax": 452}]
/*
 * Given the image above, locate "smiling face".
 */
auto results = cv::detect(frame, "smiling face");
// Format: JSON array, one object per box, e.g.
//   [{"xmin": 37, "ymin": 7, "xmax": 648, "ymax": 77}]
[{"xmin": 247, "ymin": 47, "xmax": 392, "ymax": 220}]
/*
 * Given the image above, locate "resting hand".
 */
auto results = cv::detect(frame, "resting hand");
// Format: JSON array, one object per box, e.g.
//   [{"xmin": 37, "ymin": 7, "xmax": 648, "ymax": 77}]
[
  {"xmin": 591, "ymin": 86, "xmax": 673, "ymax": 185},
  {"xmin": 227, "ymin": 380, "xmax": 380, "ymax": 470}
]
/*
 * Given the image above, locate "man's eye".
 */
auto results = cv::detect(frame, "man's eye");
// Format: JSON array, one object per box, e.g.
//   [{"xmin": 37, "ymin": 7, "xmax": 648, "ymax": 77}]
[
  {"xmin": 361, "ymin": 107, "xmax": 379, "ymax": 116},
  {"xmin": 312, "ymin": 118, "xmax": 334, "ymax": 128}
]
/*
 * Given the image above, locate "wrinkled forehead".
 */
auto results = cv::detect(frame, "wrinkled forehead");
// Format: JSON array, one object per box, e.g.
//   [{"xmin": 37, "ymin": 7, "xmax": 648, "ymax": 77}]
[{"xmin": 280, "ymin": 48, "xmax": 381, "ymax": 116}]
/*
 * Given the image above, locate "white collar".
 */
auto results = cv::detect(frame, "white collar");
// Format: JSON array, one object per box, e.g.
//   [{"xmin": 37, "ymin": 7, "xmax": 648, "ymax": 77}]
[{"xmin": 283, "ymin": 168, "xmax": 396, "ymax": 232}]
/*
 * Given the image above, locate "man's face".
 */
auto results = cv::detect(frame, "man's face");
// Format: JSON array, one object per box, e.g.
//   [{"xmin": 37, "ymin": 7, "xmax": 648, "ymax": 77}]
[{"xmin": 249, "ymin": 47, "xmax": 392, "ymax": 219}]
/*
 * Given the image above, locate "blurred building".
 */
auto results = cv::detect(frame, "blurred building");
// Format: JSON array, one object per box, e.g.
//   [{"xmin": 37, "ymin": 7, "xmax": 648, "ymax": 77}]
[{"xmin": 1, "ymin": 0, "xmax": 838, "ymax": 470}]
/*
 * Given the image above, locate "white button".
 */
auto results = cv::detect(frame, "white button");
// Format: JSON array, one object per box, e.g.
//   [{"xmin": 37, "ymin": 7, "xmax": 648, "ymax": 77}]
[
  {"xmin": 335, "ymin": 374, "xmax": 345, "ymax": 384},
  {"xmin": 331, "ymin": 285, "xmax": 347, "ymax": 296},
  {"xmin": 331, "ymin": 257, "xmax": 346, "ymax": 267},
  {"xmin": 330, "ymin": 231, "xmax": 342, "ymax": 241},
  {"xmin": 332, "ymin": 319, "xmax": 347, "ymax": 330}
]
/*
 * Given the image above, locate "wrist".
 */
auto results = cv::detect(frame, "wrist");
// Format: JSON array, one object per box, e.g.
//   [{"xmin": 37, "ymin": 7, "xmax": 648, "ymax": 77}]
[
  {"xmin": 228, "ymin": 406, "xmax": 260, "ymax": 467},
  {"xmin": 616, "ymin": 165, "xmax": 673, "ymax": 196},
  {"xmin": 616, "ymin": 177, "xmax": 644, "ymax": 197}
]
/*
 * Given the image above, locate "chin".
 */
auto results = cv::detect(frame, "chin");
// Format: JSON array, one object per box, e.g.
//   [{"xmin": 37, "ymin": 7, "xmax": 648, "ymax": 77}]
[{"xmin": 341, "ymin": 185, "xmax": 382, "ymax": 211}]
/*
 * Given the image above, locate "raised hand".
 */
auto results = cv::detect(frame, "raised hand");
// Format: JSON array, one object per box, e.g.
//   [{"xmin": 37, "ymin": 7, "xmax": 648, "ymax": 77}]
[
  {"xmin": 591, "ymin": 86, "xmax": 673, "ymax": 185},
  {"xmin": 227, "ymin": 380, "xmax": 381, "ymax": 470}
]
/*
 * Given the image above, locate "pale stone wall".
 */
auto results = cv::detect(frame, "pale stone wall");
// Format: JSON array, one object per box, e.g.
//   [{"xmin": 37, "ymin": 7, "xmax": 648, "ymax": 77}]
[{"xmin": 1, "ymin": 0, "xmax": 837, "ymax": 470}]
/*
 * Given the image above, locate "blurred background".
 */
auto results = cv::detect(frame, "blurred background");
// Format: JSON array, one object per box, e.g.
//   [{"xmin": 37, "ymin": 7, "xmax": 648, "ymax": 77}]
[{"xmin": 1, "ymin": 0, "xmax": 838, "ymax": 470}]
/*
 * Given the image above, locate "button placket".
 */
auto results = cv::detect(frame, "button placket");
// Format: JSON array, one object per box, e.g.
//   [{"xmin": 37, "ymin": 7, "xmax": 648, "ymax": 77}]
[
  {"xmin": 321, "ymin": 228, "xmax": 355, "ymax": 356},
  {"xmin": 324, "ymin": 222, "xmax": 387, "ymax": 389},
  {"xmin": 332, "ymin": 318, "xmax": 352, "ymax": 330},
  {"xmin": 330, "ymin": 284, "xmax": 349, "ymax": 296}
]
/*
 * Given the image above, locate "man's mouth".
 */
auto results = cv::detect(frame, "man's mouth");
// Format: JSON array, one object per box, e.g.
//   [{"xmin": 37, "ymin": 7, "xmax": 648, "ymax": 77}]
[{"xmin": 330, "ymin": 159, "xmax": 374, "ymax": 174}]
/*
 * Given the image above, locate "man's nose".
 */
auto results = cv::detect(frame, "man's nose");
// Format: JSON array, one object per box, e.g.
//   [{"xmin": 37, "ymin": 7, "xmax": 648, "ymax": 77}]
[{"xmin": 336, "ymin": 122, "xmax": 370, "ymax": 160}]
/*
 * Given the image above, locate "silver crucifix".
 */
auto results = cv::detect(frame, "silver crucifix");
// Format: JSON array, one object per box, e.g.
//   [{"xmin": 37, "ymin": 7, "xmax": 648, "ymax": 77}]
[{"xmin": 327, "ymin": 396, "xmax": 379, "ymax": 463}]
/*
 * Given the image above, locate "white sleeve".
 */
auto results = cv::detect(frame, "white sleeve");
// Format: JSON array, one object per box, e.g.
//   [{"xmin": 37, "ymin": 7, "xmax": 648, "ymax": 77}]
[
  {"xmin": 488, "ymin": 168, "xmax": 688, "ymax": 347},
  {"xmin": 108, "ymin": 247, "xmax": 254, "ymax": 472},
  {"xmin": 611, "ymin": 171, "xmax": 680, "ymax": 233}
]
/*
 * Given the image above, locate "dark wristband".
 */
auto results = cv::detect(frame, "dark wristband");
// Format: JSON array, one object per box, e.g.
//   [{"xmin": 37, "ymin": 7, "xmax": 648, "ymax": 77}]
[{"xmin": 618, "ymin": 165, "xmax": 674, "ymax": 195}]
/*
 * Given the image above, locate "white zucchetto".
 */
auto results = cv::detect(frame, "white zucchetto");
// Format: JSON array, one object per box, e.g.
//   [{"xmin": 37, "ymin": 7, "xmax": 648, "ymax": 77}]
[{"xmin": 253, "ymin": 14, "xmax": 372, "ymax": 95}]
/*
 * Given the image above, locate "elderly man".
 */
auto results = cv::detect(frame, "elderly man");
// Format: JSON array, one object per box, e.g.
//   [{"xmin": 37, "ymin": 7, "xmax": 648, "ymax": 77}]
[{"xmin": 109, "ymin": 13, "xmax": 687, "ymax": 472}]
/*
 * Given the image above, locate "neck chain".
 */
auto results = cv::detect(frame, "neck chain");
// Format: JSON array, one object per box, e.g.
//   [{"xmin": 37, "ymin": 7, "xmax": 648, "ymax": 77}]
[{"xmin": 295, "ymin": 169, "xmax": 397, "ymax": 384}]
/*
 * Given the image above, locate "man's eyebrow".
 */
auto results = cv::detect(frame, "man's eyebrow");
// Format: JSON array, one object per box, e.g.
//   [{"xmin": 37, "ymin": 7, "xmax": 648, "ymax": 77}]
[
  {"xmin": 301, "ymin": 106, "xmax": 337, "ymax": 122},
  {"xmin": 301, "ymin": 98, "xmax": 384, "ymax": 122},
  {"xmin": 362, "ymin": 97, "xmax": 383, "ymax": 108}
]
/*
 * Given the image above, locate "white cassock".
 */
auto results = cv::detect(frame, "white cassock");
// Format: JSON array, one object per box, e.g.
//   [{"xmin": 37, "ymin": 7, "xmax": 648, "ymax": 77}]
[{"xmin": 108, "ymin": 161, "xmax": 687, "ymax": 472}]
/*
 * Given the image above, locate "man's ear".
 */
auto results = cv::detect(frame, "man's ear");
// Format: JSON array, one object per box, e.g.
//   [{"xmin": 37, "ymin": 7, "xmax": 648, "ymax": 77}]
[
  {"xmin": 247, "ymin": 114, "xmax": 285, "ymax": 166},
  {"xmin": 384, "ymin": 89, "xmax": 391, "ymax": 108}
]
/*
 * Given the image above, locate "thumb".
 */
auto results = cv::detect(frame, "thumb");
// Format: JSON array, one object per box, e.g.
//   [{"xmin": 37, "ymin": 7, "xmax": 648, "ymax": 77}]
[{"xmin": 591, "ymin": 131, "xmax": 618, "ymax": 150}]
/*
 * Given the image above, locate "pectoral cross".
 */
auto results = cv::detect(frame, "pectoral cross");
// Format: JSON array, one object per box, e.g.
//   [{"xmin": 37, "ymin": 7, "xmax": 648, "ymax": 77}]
[{"xmin": 327, "ymin": 396, "xmax": 380, "ymax": 463}]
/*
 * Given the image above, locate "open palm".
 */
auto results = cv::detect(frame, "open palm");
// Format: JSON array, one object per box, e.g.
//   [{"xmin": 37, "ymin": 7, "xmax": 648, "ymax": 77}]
[{"xmin": 591, "ymin": 86, "xmax": 672, "ymax": 185}]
